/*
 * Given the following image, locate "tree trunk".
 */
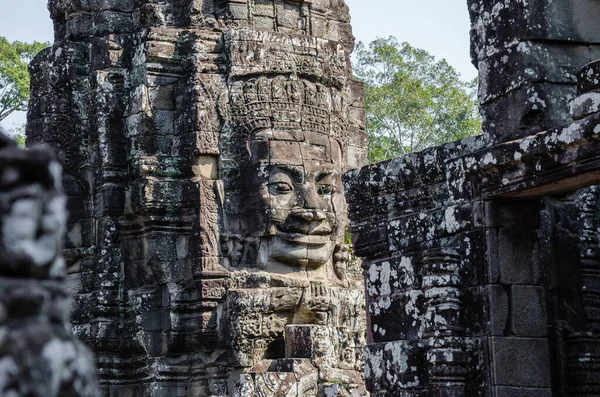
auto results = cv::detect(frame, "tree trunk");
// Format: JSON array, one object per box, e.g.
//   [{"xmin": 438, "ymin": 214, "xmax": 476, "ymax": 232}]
[{"xmin": 0, "ymin": 110, "xmax": 14, "ymax": 123}]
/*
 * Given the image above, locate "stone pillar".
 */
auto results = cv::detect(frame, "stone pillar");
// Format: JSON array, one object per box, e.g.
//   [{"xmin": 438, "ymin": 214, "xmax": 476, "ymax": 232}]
[
  {"xmin": 423, "ymin": 249, "xmax": 467, "ymax": 397},
  {"xmin": 0, "ymin": 131, "xmax": 99, "ymax": 397},
  {"xmin": 540, "ymin": 186, "xmax": 600, "ymax": 396}
]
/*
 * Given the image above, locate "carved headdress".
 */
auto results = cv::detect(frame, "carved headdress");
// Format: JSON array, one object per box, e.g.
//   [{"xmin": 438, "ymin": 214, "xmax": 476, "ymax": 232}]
[
  {"xmin": 227, "ymin": 76, "xmax": 348, "ymax": 143},
  {"xmin": 221, "ymin": 28, "xmax": 352, "ymax": 145}
]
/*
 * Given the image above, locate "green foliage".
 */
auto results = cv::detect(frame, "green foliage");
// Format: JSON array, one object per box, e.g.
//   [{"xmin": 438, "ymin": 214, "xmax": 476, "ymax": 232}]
[
  {"xmin": 353, "ymin": 37, "xmax": 482, "ymax": 163},
  {"xmin": 0, "ymin": 37, "xmax": 49, "ymax": 122},
  {"xmin": 13, "ymin": 133, "xmax": 25, "ymax": 148},
  {"xmin": 8, "ymin": 123, "xmax": 26, "ymax": 148}
]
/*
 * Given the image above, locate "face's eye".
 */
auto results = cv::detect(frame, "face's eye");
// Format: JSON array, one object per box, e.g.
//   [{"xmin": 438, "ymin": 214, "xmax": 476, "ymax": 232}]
[
  {"xmin": 317, "ymin": 184, "xmax": 334, "ymax": 195},
  {"xmin": 269, "ymin": 182, "xmax": 293, "ymax": 194}
]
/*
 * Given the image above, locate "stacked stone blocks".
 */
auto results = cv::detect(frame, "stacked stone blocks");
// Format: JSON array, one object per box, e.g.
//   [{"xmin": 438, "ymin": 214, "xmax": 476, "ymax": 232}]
[{"xmin": 345, "ymin": 3, "xmax": 600, "ymax": 394}]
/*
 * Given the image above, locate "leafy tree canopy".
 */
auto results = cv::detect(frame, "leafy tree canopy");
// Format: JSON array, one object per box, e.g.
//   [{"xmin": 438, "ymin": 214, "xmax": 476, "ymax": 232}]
[
  {"xmin": 353, "ymin": 37, "xmax": 482, "ymax": 163},
  {"xmin": 0, "ymin": 37, "xmax": 49, "ymax": 123}
]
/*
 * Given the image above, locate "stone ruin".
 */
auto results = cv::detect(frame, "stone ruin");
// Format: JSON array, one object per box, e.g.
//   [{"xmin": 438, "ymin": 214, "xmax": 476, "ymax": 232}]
[
  {"xmin": 26, "ymin": 0, "xmax": 367, "ymax": 395},
  {"xmin": 345, "ymin": 1, "xmax": 600, "ymax": 396},
  {"xmin": 17, "ymin": 0, "xmax": 600, "ymax": 396},
  {"xmin": 0, "ymin": 130, "xmax": 99, "ymax": 396}
]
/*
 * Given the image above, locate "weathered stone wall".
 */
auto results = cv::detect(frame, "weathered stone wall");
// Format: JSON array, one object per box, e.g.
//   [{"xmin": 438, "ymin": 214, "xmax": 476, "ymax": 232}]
[
  {"xmin": 345, "ymin": 137, "xmax": 491, "ymax": 396},
  {"xmin": 28, "ymin": 0, "xmax": 368, "ymax": 396},
  {"xmin": 345, "ymin": 1, "xmax": 600, "ymax": 395},
  {"xmin": 0, "ymin": 130, "xmax": 99, "ymax": 397},
  {"xmin": 469, "ymin": 0, "xmax": 600, "ymax": 143},
  {"xmin": 345, "ymin": 80, "xmax": 600, "ymax": 396}
]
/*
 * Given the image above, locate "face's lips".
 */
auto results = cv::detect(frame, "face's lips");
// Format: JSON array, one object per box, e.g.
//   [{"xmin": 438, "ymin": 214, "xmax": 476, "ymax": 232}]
[
  {"xmin": 275, "ymin": 221, "xmax": 334, "ymax": 245},
  {"xmin": 279, "ymin": 221, "xmax": 333, "ymax": 235},
  {"xmin": 274, "ymin": 231, "xmax": 332, "ymax": 245}
]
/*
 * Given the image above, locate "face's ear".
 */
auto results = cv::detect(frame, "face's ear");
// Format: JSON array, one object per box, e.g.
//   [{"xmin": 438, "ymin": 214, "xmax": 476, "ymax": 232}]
[
  {"xmin": 330, "ymin": 138, "xmax": 343, "ymax": 167},
  {"xmin": 247, "ymin": 137, "xmax": 270, "ymax": 166},
  {"xmin": 217, "ymin": 91, "xmax": 233, "ymax": 127}
]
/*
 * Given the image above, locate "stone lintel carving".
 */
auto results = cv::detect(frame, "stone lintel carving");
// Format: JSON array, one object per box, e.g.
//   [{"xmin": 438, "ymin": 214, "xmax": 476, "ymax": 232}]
[
  {"xmin": 444, "ymin": 59, "xmax": 600, "ymax": 201},
  {"xmin": 447, "ymin": 111, "xmax": 600, "ymax": 200}
]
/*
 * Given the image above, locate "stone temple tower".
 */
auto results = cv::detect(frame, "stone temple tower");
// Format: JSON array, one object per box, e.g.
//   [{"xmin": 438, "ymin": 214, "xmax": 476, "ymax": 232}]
[{"xmin": 27, "ymin": 0, "xmax": 368, "ymax": 395}]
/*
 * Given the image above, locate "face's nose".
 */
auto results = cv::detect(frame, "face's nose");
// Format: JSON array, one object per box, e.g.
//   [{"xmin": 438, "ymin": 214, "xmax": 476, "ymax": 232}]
[{"xmin": 294, "ymin": 183, "xmax": 327, "ymax": 221}]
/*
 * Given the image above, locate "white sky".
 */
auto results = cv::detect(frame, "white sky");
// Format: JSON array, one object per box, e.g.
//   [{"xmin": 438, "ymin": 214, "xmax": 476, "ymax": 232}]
[{"xmin": 0, "ymin": 0, "xmax": 477, "ymax": 131}]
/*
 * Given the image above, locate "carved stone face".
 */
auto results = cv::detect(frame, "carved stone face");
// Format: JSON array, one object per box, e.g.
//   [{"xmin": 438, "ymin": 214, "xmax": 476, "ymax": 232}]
[{"xmin": 243, "ymin": 130, "xmax": 346, "ymax": 273}]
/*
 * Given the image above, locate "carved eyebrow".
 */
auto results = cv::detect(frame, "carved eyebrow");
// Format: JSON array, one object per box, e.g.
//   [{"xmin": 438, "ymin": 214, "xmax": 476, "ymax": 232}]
[
  {"xmin": 270, "ymin": 165, "xmax": 304, "ymax": 180},
  {"xmin": 315, "ymin": 169, "xmax": 335, "ymax": 181}
]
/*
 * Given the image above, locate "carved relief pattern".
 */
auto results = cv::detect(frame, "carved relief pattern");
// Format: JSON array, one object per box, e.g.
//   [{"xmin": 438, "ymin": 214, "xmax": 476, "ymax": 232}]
[
  {"xmin": 218, "ymin": 25, "xmax": 367, "ymax": 394},
  {"xmin": 423, "ymin": 248, "xmax": 467, "ymax": 396},
  {"xmin": 227, "ymin": 76, "xmax": 349, "ymax": 145}
]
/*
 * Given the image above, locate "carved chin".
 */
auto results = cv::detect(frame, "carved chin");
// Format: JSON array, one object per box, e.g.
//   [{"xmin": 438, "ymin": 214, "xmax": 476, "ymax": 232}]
[{"xmin": 267, "ymin": 235, "xmax": 335, "ymax": 267}]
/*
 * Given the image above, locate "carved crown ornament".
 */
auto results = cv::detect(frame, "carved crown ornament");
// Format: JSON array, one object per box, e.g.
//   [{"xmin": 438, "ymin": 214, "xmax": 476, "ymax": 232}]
[{"xmin": 222, "ymin": 76, "xmax": 349, "ymax": 142}]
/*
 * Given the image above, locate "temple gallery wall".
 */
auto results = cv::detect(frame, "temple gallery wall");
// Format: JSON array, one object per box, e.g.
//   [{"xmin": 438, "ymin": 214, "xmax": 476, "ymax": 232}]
[{"xmin": 1, "ymin": 0, "xmax": 600, "ymax": 396}]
